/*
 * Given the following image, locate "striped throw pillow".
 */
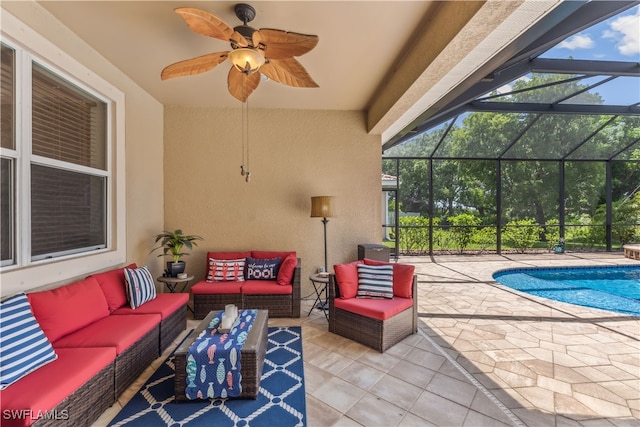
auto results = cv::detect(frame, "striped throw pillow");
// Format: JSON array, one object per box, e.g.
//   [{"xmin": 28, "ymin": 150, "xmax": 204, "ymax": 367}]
[
  {"xmin": 206, "ymin": 258, "xmax": 246, "ymax": 282},
  {"xmin": 0, "ymin": 293, "xmax": 58, "ymax": 389},
  {"xmin": 357, "ymin": 264, "xmax": 394, "ymax": 299},
  {"xmin": 124, "ymin": 265, "xmax": 157, "ymax": 309}
]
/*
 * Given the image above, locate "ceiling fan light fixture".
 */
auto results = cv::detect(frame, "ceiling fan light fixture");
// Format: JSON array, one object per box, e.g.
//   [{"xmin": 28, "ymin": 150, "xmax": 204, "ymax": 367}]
[{"xmin": 228, "ymin": 48, "xmax": 265, "ymax": 74}]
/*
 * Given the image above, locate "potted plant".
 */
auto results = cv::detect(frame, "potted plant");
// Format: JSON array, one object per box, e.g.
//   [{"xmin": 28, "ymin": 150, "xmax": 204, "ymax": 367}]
[{"xmin": 152, "ymin": 229, "xmax": 203, "ymax": 277}]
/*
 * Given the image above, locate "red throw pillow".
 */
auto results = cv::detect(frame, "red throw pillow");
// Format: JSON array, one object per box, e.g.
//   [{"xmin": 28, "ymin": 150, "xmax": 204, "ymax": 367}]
[
  {"xmin": 363, "ymin": 258, "xmax": 414, "ymax": 298},
  {"xmin": 333, "ymin": 261, "xmax": 363, "ymax": 299},
  {"xmin": 252, "ymin": 251, "xmax": 297, "ymax": 286},
  {"xmin": 277, "ymin": 254, "xmax": 298, "ymax": 285}
]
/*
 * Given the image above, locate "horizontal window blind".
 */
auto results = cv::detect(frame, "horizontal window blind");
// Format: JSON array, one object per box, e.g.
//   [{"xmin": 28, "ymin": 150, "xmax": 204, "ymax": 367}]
[
  {"xmin": 32, "ymin": 63, "xmax": 106, "ymax": 170},
  {"xmin": 1, "ymin": 44, "xmax": 14, "ymax": 150},
  {"xmin": 31, "ymin": 164, "xmax": 106, "ymax": 259}
]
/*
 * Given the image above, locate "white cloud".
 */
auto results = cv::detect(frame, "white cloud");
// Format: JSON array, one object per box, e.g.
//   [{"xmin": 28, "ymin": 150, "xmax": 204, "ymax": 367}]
[
  {"xmin": 603, "ymin": 9, "xmax": 640, "ymax": 56},
  {"xmin": 558, "ymin": 34, "xmax": 594, "ymax": 50}
]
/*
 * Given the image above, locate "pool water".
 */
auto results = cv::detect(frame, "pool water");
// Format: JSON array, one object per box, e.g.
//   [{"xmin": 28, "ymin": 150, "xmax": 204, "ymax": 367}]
[{"xmin": 493, "ymin": 265, "xmax": 640, "ymax": 316}]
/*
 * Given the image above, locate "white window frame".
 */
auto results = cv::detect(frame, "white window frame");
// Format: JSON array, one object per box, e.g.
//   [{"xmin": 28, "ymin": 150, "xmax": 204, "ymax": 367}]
[{"xmin": 1, "ymin": 11, "xmax": 126, "ymax": 296}]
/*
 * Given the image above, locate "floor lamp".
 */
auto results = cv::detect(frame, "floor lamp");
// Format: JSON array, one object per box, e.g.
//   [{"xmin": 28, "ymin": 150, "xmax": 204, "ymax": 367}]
[{"xmin": 310, "ymin": 196, "xmax": 334, "ymax": 273}]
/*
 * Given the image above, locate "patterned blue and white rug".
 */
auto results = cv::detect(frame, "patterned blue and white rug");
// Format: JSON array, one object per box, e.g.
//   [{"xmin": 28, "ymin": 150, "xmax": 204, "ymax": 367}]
[{"xmin": 109, "ymin": 327, "xmax": 306, "ymax": 426}]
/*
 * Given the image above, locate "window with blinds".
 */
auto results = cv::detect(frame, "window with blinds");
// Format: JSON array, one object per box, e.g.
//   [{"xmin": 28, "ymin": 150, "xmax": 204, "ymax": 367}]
[
  {"xmin": 1, "ymin": 44, "xmax": 15, "ymax": 265},
  {"xmin": 0, "ymin": 39, "xmax": 109, "ymax": 266},
  {"xmin": 30, "ymin": 63, "xmax": 107, "ymax": 260}
]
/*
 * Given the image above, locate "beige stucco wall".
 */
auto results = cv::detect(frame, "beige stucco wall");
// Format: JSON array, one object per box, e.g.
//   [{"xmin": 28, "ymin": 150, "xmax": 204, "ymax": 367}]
[
  {"xmin": 1, "ymin": 2, "xmax": 165, "ymax": 294},
  {"xmin": 164, "ymin": 107, "xmax": 382, "ymax": 296},
  {"xmin": 1, "ymin": 2, "xmax": 382, "ymax": 299}
]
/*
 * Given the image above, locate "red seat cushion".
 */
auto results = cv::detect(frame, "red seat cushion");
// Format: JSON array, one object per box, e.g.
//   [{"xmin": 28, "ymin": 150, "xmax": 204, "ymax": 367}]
[
  {"xmin": 89, "ymin": 263, "xmax": 137, "ymax": 312},
  {"xmin": 251, "ymin": 251, "xmax": 297, "ymax": 285},
  {"xmin": 241, "ymin": 280, "xmax": 292, "ymax": 295},
  {"xmin": 363, "ymin": 259, "xmax": 415, "ymax": 298},
  {"xmin": 111, "ymin": 293, "xmax": 188, "ymax": 319},
  {"xmin": 333, "ymin": 261, "xmax": 363, "ymax": 299},
  {"xmin": 0, "ymin": 347, "xmax": 116, "ymax": 427},
  {"xmin": 27, "ymin": 277, "xmax": 110, "ymax": 343},
  {"xmin": 52, "ymin": 314, "xmax": 160, "ymax": 354},
  {"xmin": 191, "ymin": 280, "xmax": 242, "ymax": 295},
  {"xmin": 334, "ymin": 297, "xmax": 413, "ymax": 321}
]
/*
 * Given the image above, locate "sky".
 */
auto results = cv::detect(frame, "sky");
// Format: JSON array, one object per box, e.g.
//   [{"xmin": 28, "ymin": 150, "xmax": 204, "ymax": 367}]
[
  {"xmin": 543, "ymin": 5, "xmax": 639, "ymax": 61},
  {"xmin": 496, "ymin": 5, "xmax": 640, "ymax": 106}
]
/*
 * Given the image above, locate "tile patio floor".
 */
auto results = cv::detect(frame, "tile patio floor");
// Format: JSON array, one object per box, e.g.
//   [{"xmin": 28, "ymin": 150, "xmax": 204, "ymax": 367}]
[{"xmin": 94, "ymin": 252, "xmax": 640, "ymax": 426}]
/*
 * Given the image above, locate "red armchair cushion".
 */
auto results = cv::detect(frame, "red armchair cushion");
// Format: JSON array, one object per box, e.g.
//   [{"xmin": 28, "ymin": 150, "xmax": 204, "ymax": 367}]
[
  {"xmin": 112, "ymin": 293, "xmax": 188, "ymax": 319},
  {"xmin": 0, "ymin": 347, "xmax": 116, "ymax": 427},
  {"xmin": 333, "ymin": 261, "xmax": 363, "ymax": 299},
  {"xmin": 252, "ymin": 251, "xmax": 297, "ymax": 285},
  {"xmin": 27, "ymin": 277, "xmax": 110, "ymax": 343},
  {"xmin": 334, "ymin": 297, "xmax": 413, "ymax": 321},
  {"xmin": 191, "ymin": 281, "xmax": 242, "ymax": 295},
  {"xmin": 241, "ymin": 280, "xmax": 292, "ymax": 295},
  {"xmin": 89, "ymin": 263, "xmax": 137, "ymax": 312},
  {"xmin": 363, "ymin": 259, "xmax": 415, "ymax": 298},
  {"xmin": 53, "ymin": 314, "xmax": 160, "ymax": 354}
]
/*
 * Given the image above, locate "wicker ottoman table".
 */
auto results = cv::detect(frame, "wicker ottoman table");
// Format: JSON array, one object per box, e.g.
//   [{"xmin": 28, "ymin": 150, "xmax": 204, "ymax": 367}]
[{"xmin": 174, "ymin": 309, "xmax": 268, "ymax": 401}]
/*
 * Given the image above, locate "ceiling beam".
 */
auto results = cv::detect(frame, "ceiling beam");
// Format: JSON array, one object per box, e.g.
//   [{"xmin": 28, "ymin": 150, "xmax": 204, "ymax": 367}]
[{"xmin": 469, "ymin": 102, "xmax": 640, "ymax": 115}]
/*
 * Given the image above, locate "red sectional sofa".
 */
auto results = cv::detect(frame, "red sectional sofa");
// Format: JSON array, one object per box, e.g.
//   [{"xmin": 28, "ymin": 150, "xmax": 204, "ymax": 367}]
[
  {"xmin": 0, "ymin": 264, "xmax": 188, "ymax": 427},
  {"xmin": 190, "ymin": 250, "xmax": 301, "ymax": 319}
]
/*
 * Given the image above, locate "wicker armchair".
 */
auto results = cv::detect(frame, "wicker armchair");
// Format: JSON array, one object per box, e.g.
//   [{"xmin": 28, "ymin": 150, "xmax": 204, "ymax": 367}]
[{"xmin": 328, "ymin": 271, "xmax": 417, "ymax": 352}]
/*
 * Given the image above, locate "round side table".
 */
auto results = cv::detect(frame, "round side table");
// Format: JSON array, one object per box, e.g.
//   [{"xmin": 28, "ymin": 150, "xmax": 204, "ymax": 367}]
[
  {"xmin": 308, "ymin": 273, "xmax": 329, "ymax": 320},
  {"xmin": 157, "ymin": 275, "xmax": 195, "ymax": 314},
  {"xmin": 157, "ymin": 275, "xmax": 194, "ymax": 293}
]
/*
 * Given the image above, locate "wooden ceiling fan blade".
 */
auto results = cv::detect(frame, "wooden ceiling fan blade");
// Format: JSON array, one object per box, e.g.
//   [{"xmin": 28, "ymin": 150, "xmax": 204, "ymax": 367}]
[
  {"xmin": 260, "ymin": 58, "xmax": 318, "ymax": 88},
  {"xmin": 255, "ymin": 29, "xmax": 318, "ymax": 59},
  {"xmin": 227, "ymin": 67, "xmax": 261, "ymax": 102},
  {"xmin": 161, "ymin": 52, "xmax": 229, "ymax": 80},
  {"xmin": 174, "ymin": 7, "xmax": 247, "ymax": 45}
]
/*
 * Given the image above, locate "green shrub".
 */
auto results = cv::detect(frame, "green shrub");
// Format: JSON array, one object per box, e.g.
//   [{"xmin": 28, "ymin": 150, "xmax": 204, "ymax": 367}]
[
  {"xmin": 448, "ymin": 213, "xmax": 481, "ymax": 254},
  {"xmin": 503, "ymin": 219, "xmax": 543, "ymax": 253}
]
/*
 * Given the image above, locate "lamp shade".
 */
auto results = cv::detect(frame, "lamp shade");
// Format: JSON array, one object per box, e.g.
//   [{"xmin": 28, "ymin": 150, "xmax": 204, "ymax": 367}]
[
  {"xmin": 310, "ymin": 196, "xmax": 334, "ymax": 218},
  {"xmin": 228, "ymin": 48, "xmax": 265, "ymax": 74}
]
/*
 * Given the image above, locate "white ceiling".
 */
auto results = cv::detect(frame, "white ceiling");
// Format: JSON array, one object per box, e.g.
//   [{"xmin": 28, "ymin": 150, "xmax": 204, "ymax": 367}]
[
  {"xmin": 38, "ymin": 1, "xmax": 432, "ymax": 110},
  {"xmin": 33, "ymin": 1, "xmax": 562, "ymax": 142}
]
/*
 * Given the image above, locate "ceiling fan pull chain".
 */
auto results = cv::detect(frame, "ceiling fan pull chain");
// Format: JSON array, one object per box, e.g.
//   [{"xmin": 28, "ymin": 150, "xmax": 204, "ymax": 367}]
[
  {"xmin": 240, "ymin": 87, "xmax": 246, "ymax": 176},
  {"xmin": 245, "ymin": 96, "xmax": 251, "ymax": 183}
]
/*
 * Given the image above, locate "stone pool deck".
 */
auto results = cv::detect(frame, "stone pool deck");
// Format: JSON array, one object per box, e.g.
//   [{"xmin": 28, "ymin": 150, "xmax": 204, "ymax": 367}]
[{"xmin": 406, "ymin": 251, "xmax": 639, "ymax": 426}]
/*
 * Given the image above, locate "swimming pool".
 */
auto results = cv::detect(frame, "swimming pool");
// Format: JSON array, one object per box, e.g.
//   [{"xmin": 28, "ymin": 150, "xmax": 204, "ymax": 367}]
[{"xmin": 493, "ymin": 265, "xmax": 640, "ymax": 316}]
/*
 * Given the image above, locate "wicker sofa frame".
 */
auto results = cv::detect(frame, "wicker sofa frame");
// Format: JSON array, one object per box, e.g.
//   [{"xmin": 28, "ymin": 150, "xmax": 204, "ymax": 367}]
[
  {"xmin": 193, "ymin": 260, "xmax": 301, "ymax": 320},
  {"xmin": 328, "ymin": 274, "xmax": 418, "ymax": 352},
  {"xmin": 34, "ymin": 361, "xmax": 115, "ymax": 427}
]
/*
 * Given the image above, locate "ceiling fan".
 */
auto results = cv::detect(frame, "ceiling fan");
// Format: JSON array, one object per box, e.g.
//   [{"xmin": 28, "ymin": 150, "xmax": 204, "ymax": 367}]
[{"xmin": 161, "ymin": 3, "xmax": 319, "ymax": 102}]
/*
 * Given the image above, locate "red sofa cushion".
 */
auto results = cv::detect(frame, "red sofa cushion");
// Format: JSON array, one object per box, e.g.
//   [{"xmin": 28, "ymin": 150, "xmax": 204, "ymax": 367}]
[
  {"xmin": 251, "ymin": 251, "xmax": 297, "ymax": 285},
  {"xmin": 89, "ymin": 263, "xmax": 137, "ymax": 312},
  {"xmin": 27, "ymin": 277, "xmax": 110, "ymax": 343},
  {"xmin": 191, "ymin": 280, "xmax": 242, "ymax": 295},
  {"xmin": 206, "ymin": 251, "xmax": 251, "ymax": 261},
  {"xmin": 111, "ymin": 293, "xmax": 188, "ymax": 319},
  {"xmin": 334, "ymin": 297, "xmax": 413, "ymax": 321},
  {"xmin": 0, "ymin": 347, "xmax": 116, "ymax": 427},
  {"xmin": 241, "ymin": 280, "xmax": 292, "ymax": 295},
  {"xmin": 52, "ymin": 314, "xmax": 160, "ymax": 354},
  {"xmin": 333, "ymin": 261, "xmax": 363, "ymax": 299},
  {"xmin": 363, "ymin": 259, "xmax": 415, "ymax": 298}
]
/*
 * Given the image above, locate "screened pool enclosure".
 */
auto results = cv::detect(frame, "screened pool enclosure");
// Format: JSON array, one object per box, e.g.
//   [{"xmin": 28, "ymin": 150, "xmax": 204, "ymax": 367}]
[{"xmin": 382, "ymin": 1, "xmax": 640, "ymax": 256}]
